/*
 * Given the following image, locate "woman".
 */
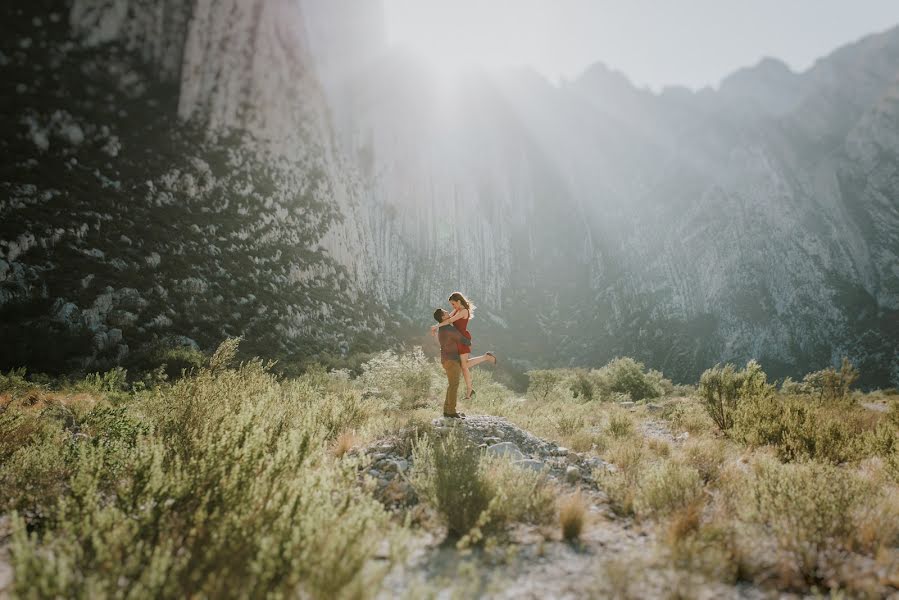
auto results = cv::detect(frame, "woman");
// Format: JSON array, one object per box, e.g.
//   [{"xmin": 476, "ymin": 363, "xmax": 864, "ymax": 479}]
[{"xmin": 431, "ymin": 291, "xmax": 496, "ymax": 400}]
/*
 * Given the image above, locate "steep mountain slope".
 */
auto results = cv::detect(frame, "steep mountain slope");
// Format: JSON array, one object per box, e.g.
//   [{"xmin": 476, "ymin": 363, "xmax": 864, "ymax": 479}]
[
  {"xmin": 313, "ymin": 22, "xmax": 899, "ymax": 386},
  {"xmin": 0, "ymin": 1, "xmax": 384, "ymax": 372},
  {"xmin": 1, "ymin": 2, "xmax": 896, "ymax": 386}
]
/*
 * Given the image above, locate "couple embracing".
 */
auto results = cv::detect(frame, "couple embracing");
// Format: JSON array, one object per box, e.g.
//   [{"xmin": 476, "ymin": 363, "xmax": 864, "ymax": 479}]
[{"xmin": 430, "ymin": 292, "xmax": 497, "ymax": 419}]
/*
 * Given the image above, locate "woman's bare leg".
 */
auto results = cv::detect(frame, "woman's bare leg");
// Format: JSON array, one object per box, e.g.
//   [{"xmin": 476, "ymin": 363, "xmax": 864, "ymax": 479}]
[
  {"xmin": 466, "ymin": 354, "xmax": 496, "ymax": 368},
  {"xmin": 460, "ymin": 353, "xmax": 473, "ymax": 398}
]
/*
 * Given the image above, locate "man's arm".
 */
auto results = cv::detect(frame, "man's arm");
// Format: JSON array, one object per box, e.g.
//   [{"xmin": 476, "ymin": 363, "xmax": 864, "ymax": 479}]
[{"xmin": 430, "ymin": 309, "xmax": 468, "ymax": 331}]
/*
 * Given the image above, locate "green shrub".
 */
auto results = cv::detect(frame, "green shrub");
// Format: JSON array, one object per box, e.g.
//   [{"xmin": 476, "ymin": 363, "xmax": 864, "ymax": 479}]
[
  {"xmin": 0, "ymin": 367, "xmax": 32, "ymax": 395},
  {"xmin": 744, "ymin": 459, "xmax": 869, "ymax": 586},
  {"xmin": 0, "ymin": 418, "xmax": 68, "ymax": 524},
  {"xmin": 606, "ymin": 412, "xmax": 634, "ymax": 438},
  {"xmin": 595, "ymin": 357, "xmax": 666, "ymax": 401},
  {"xmin": 411, "ymin": 429, "xmax": 492, "ymax": 538},
  {"xmin": 156, "ymin": 346, "xmax": 207, "ymax": 380},
  {"xmin": 81, "ymin": 405, "xmax": 149, "ymax": 449},
  {"xmin": 360, "ymin": 348, "xmax": 434, "ymax": 410},
  {"xmin": 526, "ymin": 369, "xmax": 569, "ymax": 402},
  {"xmin": 634, "ymin": 460, "xmax": 703, "ymax": 520},
  {"xmin": 799, "ymin": 357, "xmax": 859, "ymax": 403},
  {"xmin": 662, "ymin": 400, "xmax": 714, "ymax": 435},
  {"xmin": 75, "ymin": 367, "xmax": 129, "ymax": 394},
  {"xmin": 568, "ymin": 369, "xmax": 598, "ymax": 401},
  {"xmin": 7, "ymin": 341, "xmax": 403, "ymax": 598},
  {"xmin": 698, "ymin": 360, "xmax": 771, "ymax": 431},
  {"xmin": 678, "ymin": 438, "xmax": 727, "ymax": 483},
  {"xmin": 733, "ymin": 394, "xmax": 882, "ymax": 463},
  {"xmin": 482, "ymin": 456, "xmax": 556, "ymax": 527}
]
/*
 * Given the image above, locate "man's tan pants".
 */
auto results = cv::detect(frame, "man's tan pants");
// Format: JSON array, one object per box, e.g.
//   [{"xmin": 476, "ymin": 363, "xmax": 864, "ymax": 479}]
[{"xmin": 442, "ymin": 359, "xmax": 461, "ymax": 414}]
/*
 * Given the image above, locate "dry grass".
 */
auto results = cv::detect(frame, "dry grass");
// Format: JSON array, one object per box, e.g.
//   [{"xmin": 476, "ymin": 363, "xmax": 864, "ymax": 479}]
[
  {"xmin": 677, "ymin": 437, "xmax": 728, "ymax": 483},
  {"xmin": 559, "ymin": 490, "xmax": 587, "ymax": 541},
  {"xmin": 567, "ymin": 430, "xmax": 607, "ymax": 453},
  {"xmin": 331, "ymin": 429, "xmax": 359, "ymax": 458},
  {"xmin": 606, "ymin": 411, "xmax": 635, "ymax": 438},
  {"xmin": 634, "ymin": 460, "xmax": 703, "ymax": 520}
]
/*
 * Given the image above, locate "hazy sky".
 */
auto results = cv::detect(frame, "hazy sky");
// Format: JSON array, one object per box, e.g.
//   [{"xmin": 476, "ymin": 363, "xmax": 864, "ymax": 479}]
[{"xmin": 384, "ymin": 1, "xmax": 899, "ymax": 90}]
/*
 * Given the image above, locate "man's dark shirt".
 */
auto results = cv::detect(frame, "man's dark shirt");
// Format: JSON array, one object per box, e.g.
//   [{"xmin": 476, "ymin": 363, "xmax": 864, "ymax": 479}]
[{"xmin": 437, "ymin": 324, "xmax": 464, "ymax": 362}]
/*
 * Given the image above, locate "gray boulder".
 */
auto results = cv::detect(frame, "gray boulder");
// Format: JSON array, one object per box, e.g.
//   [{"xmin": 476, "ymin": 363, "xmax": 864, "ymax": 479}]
[{"xmin": 487, "ymin": 442, "xmax": 525, "ymax": 461}]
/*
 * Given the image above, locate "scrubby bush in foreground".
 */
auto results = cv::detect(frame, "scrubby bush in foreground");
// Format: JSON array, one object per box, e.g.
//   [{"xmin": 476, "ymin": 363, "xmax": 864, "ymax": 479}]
[
  {"xmin": 5, "ymin": 340, "xmax": 403, "ymax": 599},
  {"xmin": 410, "ymin": 429, "xmax": 556, "ymax": 545}
]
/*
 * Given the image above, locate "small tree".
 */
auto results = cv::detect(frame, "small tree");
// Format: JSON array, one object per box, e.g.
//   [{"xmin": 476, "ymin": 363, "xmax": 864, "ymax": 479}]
[
  {"xmin": 800, "ymin": 357, "xmax": 858, "ymax": 403},
  {"xmin": 526, "ymin": 369, "xmax": 568, "ymax": 401},
  {"xmin": 699, "ymin": 360, "xmax": 770, "ymax": 431}
]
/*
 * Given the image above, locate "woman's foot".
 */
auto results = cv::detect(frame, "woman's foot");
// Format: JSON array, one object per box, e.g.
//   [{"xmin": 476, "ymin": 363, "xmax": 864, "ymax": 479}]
[{"xmin": 486, "ymin": 351, "xmax": 497, "ymax": 365}]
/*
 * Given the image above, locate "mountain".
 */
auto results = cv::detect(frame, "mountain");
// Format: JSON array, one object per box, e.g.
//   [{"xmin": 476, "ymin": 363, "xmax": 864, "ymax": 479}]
[
  {"xmin": 0, "ymin": 0, "xmax": 385, "ymax": 372},
  {"xmin": 1, "ymin": 1, "xmax": 897, "ymax": 386}
]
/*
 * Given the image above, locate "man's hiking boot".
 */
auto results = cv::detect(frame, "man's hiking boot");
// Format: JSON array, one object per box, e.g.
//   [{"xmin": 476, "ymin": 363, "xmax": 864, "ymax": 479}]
[{"xmin": 443, "ymin": 412, "xmax": 465, "ymax": 419}]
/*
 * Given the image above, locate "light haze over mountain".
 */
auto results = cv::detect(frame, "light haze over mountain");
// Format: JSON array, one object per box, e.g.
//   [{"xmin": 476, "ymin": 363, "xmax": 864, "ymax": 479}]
[
  {"xmin": 385, "ymin": 0, "xmax": 899, "ymax": 90},
  {"xmin": 1, "ymin": 1, "xmax": 897, "ymax": 388}
]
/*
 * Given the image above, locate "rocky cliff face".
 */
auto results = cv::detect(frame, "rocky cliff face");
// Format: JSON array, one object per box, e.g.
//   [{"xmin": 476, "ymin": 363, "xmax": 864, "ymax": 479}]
[
  {"xmin": 305, "ymin": 13, "xmax": 899, "ymax": 386},
  {"xmin": 2, "ymin": 2, "xmax": 896, "ymax": 385},
  {"xmin": 0, "ymin": 1, "xmax": 384, "ymax": 372}
]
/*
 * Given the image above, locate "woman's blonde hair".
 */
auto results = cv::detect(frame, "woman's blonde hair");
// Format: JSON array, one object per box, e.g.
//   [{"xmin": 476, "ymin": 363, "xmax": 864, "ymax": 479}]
[{"xmin": 448, "ymin": 292, "xmax": 475, "ymax": 318}]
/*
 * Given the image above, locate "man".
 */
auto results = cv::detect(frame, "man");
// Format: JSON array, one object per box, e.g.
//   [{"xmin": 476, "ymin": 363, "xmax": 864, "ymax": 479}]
[{"xmin": 433, "ymin": 307, "xmax": 466, "ymax": 418}]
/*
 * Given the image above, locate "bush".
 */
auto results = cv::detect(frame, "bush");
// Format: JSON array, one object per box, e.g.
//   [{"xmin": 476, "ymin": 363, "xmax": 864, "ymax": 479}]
[
  {"xmin": 698, "ymin": 360, "xmax": 771, "ymax": 431},
  {"xmin": 526, "ymin": 369, "xmax": 569, "ymax": 402},
  {"xmin": 568, "ymin": 369, "xmax": 598, "ymax": 401},
  {"xmin": 595, "ymin": 357, "xmax": 666, "ymax": 401},
  {"xmin": 75, "ymin": 367, "xmax": 129, "ymax": 394},
  {"xmin": 634, "ymin": 461, "xmax": 703, "ymax": 520},
  {"xmin": 481, "ymin": 456, "xmax": 556, "ymax": 527},
  {"xmin": 744, "ymin": 459, "xmax": 870, "ymax": 587},
  {"xmin": 411, "ymin": 429, "xmax": 492, "ymax": 538},
  {"xmin": 799, "ymin": 357, "xmax": 859, "ymax": 403},
  {"xmin": 0, "ymin": 367, "xmax": 32, "ymax": 396},
  {"xmin": 606, "ymin": 412, "xmax": 634, "ymax": 438},
  {"xmin": 733, "ymin": 394, "xmax": 883, "ymax": 463},
  {"xmin": 7, "ymin": 341, "xmax": 403, "ymax": 598},
  {"xmin": 662, "ymin": 400, "xmax": 714, "ymax": 435},
  {"xmin": 555, "ymin": 414, "xmax": 585, "ymax": 436},
  {"xmin": 360, "ymin": 348, "xmax": 434, "ymax": 410},
  {"xmin": 595, "ymin": 438, "xmax": 646, "ymax": 516},
  {"xmin": 678, "ymin": 438, "xmax": 727, "ymax": 483}
]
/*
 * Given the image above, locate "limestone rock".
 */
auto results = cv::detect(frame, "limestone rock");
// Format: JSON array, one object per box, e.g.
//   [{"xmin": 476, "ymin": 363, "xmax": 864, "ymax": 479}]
[{"xmin": 486, "ymin": 442, "xmax": 525, "ymax": 461}]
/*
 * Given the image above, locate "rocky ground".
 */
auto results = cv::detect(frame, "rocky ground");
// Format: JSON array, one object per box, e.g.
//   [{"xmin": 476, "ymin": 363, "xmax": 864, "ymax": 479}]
[{"xmin": 356, "ymin": 412, "xmax": 766, "ymax": 599}]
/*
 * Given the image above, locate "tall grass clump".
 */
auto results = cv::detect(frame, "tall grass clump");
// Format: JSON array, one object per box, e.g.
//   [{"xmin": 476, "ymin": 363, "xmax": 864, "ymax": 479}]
[
  {"xmin": 595, "ymin": 438, "xmax": 646, "ymax": 516},
  {"xmin": 559, "ymin": 491, "xmax": 587, "ymax": 541},
  {"xmin": 6, "ymin": 340, "xmax": 403, "ymax": 599}
]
